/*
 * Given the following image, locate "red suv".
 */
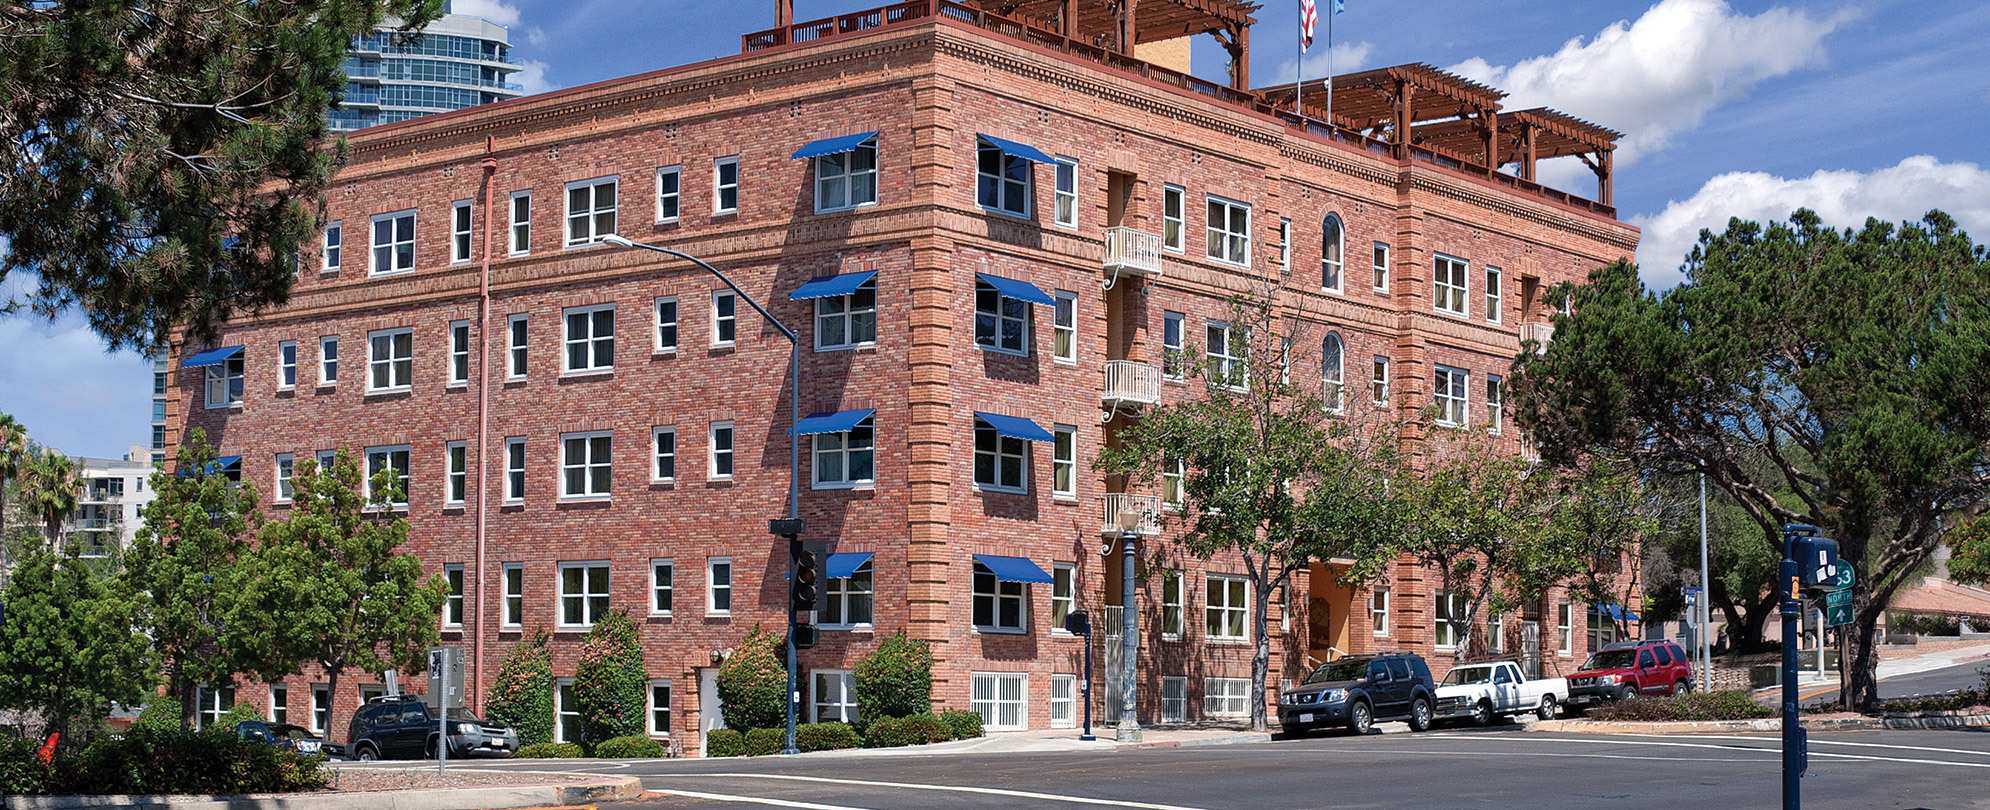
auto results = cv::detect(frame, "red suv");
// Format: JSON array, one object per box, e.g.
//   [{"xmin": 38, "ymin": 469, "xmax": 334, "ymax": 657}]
[{"xmin": 1564, "ymin": 640, "xmax": 1692, "ymax": 712}]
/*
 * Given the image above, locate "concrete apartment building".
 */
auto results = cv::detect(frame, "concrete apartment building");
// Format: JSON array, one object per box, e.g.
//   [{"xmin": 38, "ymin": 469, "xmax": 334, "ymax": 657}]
[
  {"xmin": 166, "ymin": 0, "xmax": 1638, "ymax": 751},
  {"xmin": 53, "ymin": 447, "xmax": 157, "ymax": 560},
  {"xmin": 329, "ymin": 1, "xmax": 526, "ymax": 133}
]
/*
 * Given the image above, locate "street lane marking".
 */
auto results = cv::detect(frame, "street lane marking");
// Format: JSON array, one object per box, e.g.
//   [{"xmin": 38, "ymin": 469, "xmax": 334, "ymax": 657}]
[
  {"xmin": 1653, "ymin": 734, "xmax": 1990, "ymax": 759},
  {"xmin": 670, "ymin": 773, "xmax": 1212, "ymax": 810},
  {"xmin": 652, "ymin": 788, "xmax": 871, "ymax": 809},
  {"xmin": 1393, "ymin": 734, "xmax": 1990, "ymax": 770}
]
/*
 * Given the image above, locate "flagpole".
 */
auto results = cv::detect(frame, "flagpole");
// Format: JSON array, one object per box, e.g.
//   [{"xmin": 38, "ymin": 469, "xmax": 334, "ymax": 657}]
[
  {"xmin": 1295, "ymin": 0, "xmax": 1303, "ymax": 117},
  {"xmin": 1326, "ymin": 2, "xmax": 1334, "ymax": 128}
]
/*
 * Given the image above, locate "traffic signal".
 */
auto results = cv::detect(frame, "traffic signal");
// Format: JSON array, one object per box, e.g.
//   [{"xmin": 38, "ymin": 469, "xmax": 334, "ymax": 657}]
[
  {"xmin": 793, "ymin": 622, "xmax": 819, "ymax": 650},
  {"xmin": 791, "ymin": 548, "xmax": 821, "ymax": 612},
  {"xmin": 1796, "ymin": 535, "xmax": 1840, "ymax": 586},
  {"xmin": 1062, "ymin": 610, "xmax": 1090, "ymax": 636}
]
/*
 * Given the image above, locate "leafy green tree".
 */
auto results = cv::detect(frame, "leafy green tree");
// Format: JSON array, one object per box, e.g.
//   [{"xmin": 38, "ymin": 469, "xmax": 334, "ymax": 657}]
[
  {"xmin": 1511, "ymin": 209, "xmax": 1990, "ymax": 710},
  {"xmin": 573, "ymin": 610, "xmax": 647, "ymax": 744},
  {"xmin": 1097, "ymin": 294, "xmax": 1402, "ymax": 731},
  {"xmin": 852, "ymin": 631, "xmax": 932, "ymax": 724},
  {"xmin": 0, "ymin": 0, "xmax": 445, "ymax": 349},
  {"xmin": 1395, "ymin": 433, "xmax": 1552, "ymax": 663},
  {"xmin": 486, "ymin": 632, "xmax": 556, "ymax": 746},
  {"xmin": 240, "ymin": 450, "xmax": 445, "ymax": 741},
  {"xmin": 1944, "ymin": 517, "xmax": 1990, "ymax": 588},
  {"xmin": 1532, "ymin": 455, "xmax": 1668, "ymax": 637},
  {"xmin": 1641, "ymin": 462, "xmax": 1786, "ymax": 652},
  {"xmin": 716, "ymin": 626, "xmax": 787, "ymax": 732},
  {"xmin": 0, "ymin": 538, "xmax": 155, "ymax": 744},
  {"xmin": 0, "ymin": 413, "xmax": 28, "ymax": 550},
  {"xmin": 16, "ymin": 449, "xmax": 78, "ymax": 543}
]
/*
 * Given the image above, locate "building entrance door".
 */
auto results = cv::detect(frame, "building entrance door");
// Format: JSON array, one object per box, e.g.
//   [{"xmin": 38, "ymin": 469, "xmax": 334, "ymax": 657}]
[
  {"xmin": 1521, "ymin": 621, "xmax": 1542, "ymax": 679},
  {"xmin": 697, "ymin": 668, "xmax": 723, "ymax": 757}
]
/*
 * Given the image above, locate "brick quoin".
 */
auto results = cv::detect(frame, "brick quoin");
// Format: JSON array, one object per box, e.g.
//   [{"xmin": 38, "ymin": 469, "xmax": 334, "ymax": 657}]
[{"xmin": 168, "ymin": 7, "xmax": 1640, "ymax": 752}]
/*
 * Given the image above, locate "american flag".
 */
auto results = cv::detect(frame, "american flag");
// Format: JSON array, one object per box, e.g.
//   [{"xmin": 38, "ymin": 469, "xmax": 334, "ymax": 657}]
[{"xmin": 1300, "ymin": 0, "xmax": 1318, "ymax": 50}]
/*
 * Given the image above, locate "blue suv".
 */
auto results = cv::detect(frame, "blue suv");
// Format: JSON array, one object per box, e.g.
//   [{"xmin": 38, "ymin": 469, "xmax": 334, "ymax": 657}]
[{"xmin": 1278, "ymin": 651, "xmax": 1437, "ymax": 735}]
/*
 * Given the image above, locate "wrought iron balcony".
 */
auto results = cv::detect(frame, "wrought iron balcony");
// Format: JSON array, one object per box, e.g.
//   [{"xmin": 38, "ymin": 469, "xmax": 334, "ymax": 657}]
[
  {"xmin": 1103, "ymin": 226, "xmax": 1163, "ymax": 279},
  {"xmin": 1100, "ymin": 493, "xmax": 1162, "ymax": 537},
  {"xmin": 1102, "ymin": 360, "xmax": 1162, "ymax": 409}
]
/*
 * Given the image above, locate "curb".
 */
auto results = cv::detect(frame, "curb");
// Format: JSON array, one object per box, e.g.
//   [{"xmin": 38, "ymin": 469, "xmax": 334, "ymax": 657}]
[
  {"xmin": 1117, "ymin": 733, "xmax": 1273, "ymax": 750},
  {"xmin": 1531, "ymin": 712, "xmax": 1990, "ymax": 735},
  {"xmin": 1, "ymin": 772, "xmax": 642, "ymax": 810}
]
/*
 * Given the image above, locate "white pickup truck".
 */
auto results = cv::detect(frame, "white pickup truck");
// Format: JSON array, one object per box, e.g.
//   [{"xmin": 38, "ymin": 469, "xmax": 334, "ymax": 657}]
[{"xmin": 1433, "ymin": 660, "xmax": 1567, "ymax": 726}]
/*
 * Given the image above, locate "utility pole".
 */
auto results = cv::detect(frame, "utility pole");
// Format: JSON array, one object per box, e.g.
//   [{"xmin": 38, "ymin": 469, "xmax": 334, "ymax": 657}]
[{"xmin": 1699, "ymin": 473, "xmax": 1711, "ymax": 692}]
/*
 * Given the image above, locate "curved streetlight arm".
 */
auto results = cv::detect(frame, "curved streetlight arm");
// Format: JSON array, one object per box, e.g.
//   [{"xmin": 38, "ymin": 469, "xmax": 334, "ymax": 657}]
[{"xmin": 600, "ymin": 234, "xmax": 798, "ymax": 345}]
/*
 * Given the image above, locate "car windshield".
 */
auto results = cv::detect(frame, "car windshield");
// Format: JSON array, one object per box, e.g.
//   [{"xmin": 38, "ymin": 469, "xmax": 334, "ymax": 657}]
[
  {"xmin": 443, "ymin": 708, "xmax": 482, "ymax": 721},
  {"xmin": 1582, "ymin": 650, "xmax": 1637, "ymax": 670},
  {"xmin": 1304, "ymin": 658, "xmax": 1371, "ymax": 684},
  {"xmin": 1442, "ymin": 667, "xmax": 1492, "ymax": 685}
]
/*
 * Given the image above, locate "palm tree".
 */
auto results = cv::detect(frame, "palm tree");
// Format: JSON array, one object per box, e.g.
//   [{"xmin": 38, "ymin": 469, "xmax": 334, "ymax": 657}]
[
  {"xmin": 0, "ymin": 412, "xmax": 30, "ymax": 564},
  {"xmin": 19, "ymin": 449, "xmax": 80, "ymax": 545}
]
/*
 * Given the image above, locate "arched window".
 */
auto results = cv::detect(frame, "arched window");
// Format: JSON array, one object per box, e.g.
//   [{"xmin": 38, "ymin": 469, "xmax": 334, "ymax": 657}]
[
  {"xmin": 1322, "ymin": 213, "xmax": 1345, "ymax": 291},
  {"xmin": 1322, "ymin": 333, "xmax": 1345, "ymax": 412}
]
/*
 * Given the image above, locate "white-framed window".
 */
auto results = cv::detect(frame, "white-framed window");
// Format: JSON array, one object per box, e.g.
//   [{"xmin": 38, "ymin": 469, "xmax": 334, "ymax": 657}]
[
  {"xmin": 972, "ymin": 561, "xmax": 1027, "ymax": 632},
  {"xmin": 1485, "ymin": 265, "xmax": 1503, "ymax": 324},
  {"xmin": 1053, "ymin": 155, "xmax": 1078, "ymax": 228},
  {"xmin": 1434, "ymin": 365, "xmax": 1469, "ymax": 427},
  {"xmin": 193, "ymin": 683, "xmax": 236, "ymax": 729},
  {"xmin": 1050, "ymin": 563, "xmax": 1074, "ymax": 632},
  {"xmin": 315, "ymin": 449, "xmax": 336, "ymax": 473},
  {"xmin": 654, "ymin": 297, "xmax": 679, "ymax": 352},
  {"xmin": 1434, "ymin": 253, "xmax": 1469, "ymax": 316},
  {"xmin": 319, "ymin": 336, "xmax": 339, "ymax": 386},
  {"xmin": 1162, "ymin": 310, "xmax": 1185, "ymax": 379},
  {"xmin": 558, "ymin": 561, "xmax": 610, "ymax": 628},
  {"xmin": 506, "ymin": 314, "xmax": 528, "ymax": 378},
  {"xmin": 1051, "ymin": 425, "xmax": 1076, "ymax": 499},
  {"xmin": 503, "ymin": 437, "xmax": 526, "ymax": 502},
  {"xmin": 650, "ymin": 558, "xmax": 674, "ymax": 615},
  {"xmin": 509, "ymin": 190, "xmax": 532, "ymax": 255},
  {"xmin": 270, "ymin": 684, "xmax": 289, "ymax": 725},
  {"xmin": 560, "ymin": 431, "xmax": 612, "ymax": 499},
  {"xmin": 970, "ymin": 672, "xmax": 1026, "ymax": 730},
  {"xmin": 1161, "ymin": 184, "xmax": 1185, "ymax": 252},
  {"xmin": 448, "ymin": 321, "xmax": 470, "ymax": 386},
  {"xmin": 1322, "ymin": 333, "xmax": 1345, "ymax": 413},
  {"xmin": 1205, "ymin": 195, "xmax": 1251, "ymax": 267},
  {"xmin": 713, "ymin": 156, "xmax": 740, "ymax": 215},
  {"xmin": 310, "ymin": 684, "xmax": 331, "ymax": 733},
  {"xmin": 648, "ymin": 680, "xmax": 673, "ymax": 737},
  {"xmin": 1050, "ymin": 674, "xmax": 1077, "ymax": 728},
  {"xmin": 1205, "ymin": 575, "xmax": 1248, "ymax": 641},
  {"xmin": 443, "ymin": 564, "xmax": 465, "ymax": 627},
  {"xmin": 1161, "ymin": 676, "xmax": 1188, "ymax": 723},
  {"xmin": 973, "ymin": 278, "xmax": 1031, "ymax": 355},
  {"xmin": 452, "ymin": 199, "xmax": 473, "ymax": 263},
  {"xmin": 975, "ymin": 138, "xmax": 1031, "ymax": 217},
  {"xmin": 274, "ymin": 453, "xmax": 294, "ymax": 503},
  {"xmin": 1161, "ymin": 458, "xmax": 1184, "ymax": 509},
  {"xmin": 369, "ymin": 209, "xmax": 415, "ymax": 275},
  {"xmin": 655, "ymin": 166, "xmax": 681, "ymax": 223},
  {"xmin": 278, "ymin": 340, "xmax": 297, "ymax": 389},
  {"xmin": 972, "ymin": 418, "xmax": 1028, "ymax": 493},
  {"xmin": 652, "ymin": 426, "xmax": 677, "ymax": 482},
  {"xmin": 815, "ymin": 279, "xmax": 876, "ymax": 351},
  {"xmin": 812, "ymin": 417, "xmax": 874, "ymax": 489},
  {"xmin": 204, "ymin": 352, "xmax": 244, "ymax": 408},
  {"xmin": 816, "ymin": 139, "xmax": 878, "ymax": 213},
  {"xmin": 1051, "ymin": 291, "xmax": 1076, "ymax": 364},
  {"xmin": 1488, "ymin": 612, "xmax": 1506, "ymax": 653},
  {"xmin": 1370, "ymin": 587, "xmax": 1390, "ymax": 636},
  {"xmin": 322, "ymin": 222, "xmax": 342, "ymax": 272},
  {"xmin": 709, "ymin": 421, "xmax": 734, "ymax": 479},
  {"xmin": 1205, "ymin": 321, "xmax": 1245, "ymax": 389},
  {"xmin": 555, "ymin": 678, "xmax": 580, "ymax": 743},
  {"xmin": 445, "ymin": 441, "xmax": 467, "ymax": 506},
  {"xmin": 1557, "ymin": 599, "xmax": 1574, "ymax": 655},
  {"xmin": 1433, "ymin": 590, "xmax": 1466, "ymax": 650},
  {"xmin": 364, "ymin": 445, "xmax": 410, "ymax": 508},
  {"xmin": 1372, "ymin": 242, "xmax": 1390, "ymax": 291},
  {"xmin": 1161, "ymin": 569, "xmax": 1184, "ymax": 640},
  {"xmin": 712, "ymin": 290, "xmax": 737, "ymax": 347},
  {"xmin": 812, "ymin": 670, "xmax": 858, "ymax": 724},
  {"xmin": 366, "ymin": 327, "xmax": 412, "ymax": 393},
  {"xmin": 706, "ymin": 557, "xmax": 733, "ymax": 615},
  {"xmin": 1205, "ymin": 677, "xmax": 1250, "ymax": 718},
  {"xmin": 564, "ymin": 176, "xmax": 618, "ymax": 247},
  {"xmin": 1280, "ymin": 336, "xmax": 1293, "ymax": 385},
  {"xmin": 1486, "ymin": 375, "xmax": 1504, "ymax": 434},
  {"xmin": 502, "ymin": 563, "xmax": 524, "ymax": 627},
  {"xmin": 1321, "ymin": 213, "xmax": 1345, "ymax": 291},
  {"xmin": 1278, "ymin": 217, "xmax": 1292, "ymax": 272},
  {"xmin": 562, "ymin": 304, "xmax": 615, "ymax": 374},
  {"xmin": 1371, "ymin": 356, "xmax": 1390, "ymax": 406},
  {"xmin": 822, "ymin": 559, "xmax": 874, "ymax": 628}
]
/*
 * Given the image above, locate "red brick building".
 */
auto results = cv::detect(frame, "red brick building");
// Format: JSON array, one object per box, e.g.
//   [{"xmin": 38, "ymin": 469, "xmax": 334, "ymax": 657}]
[{"xmin": 167, "ymin": 0, "xmax": 1639, "ymax": 751}]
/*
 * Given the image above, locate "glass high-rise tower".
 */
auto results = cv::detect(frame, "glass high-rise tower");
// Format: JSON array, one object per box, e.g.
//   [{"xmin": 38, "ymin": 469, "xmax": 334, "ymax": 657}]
[{"xmin": 331, "ymin": 2, "xmax": 525, "ymax": 132}]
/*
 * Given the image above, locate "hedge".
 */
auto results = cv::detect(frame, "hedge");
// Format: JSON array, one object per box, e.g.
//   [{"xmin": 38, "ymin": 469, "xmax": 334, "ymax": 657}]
[
  {"xmin": 743, "ymin": 727, "xmax": 785, "ymax": 757},
  {"xmin": 718, "ymin": 627, "xmax": 788, "ymax": 733},
  {"xmin": 795, "ymin": 722, "xmax": 859, "ymax": 752},
  {"xmin": 487, "ymin": 632, "xmax": 558, "ymax": 747},
  {"xmin": 0, "ymin": 727, "xmax": 326, "ymax": 795},
  {"xmin": 515, "ymin": 742, "xmax": 584, "ymax": 758},
  {"xmin": 1586, "ymin": 690, "xmax": 1774, "ymax": 722},
  {"xmin": 592, "ymin": 735, "xmax": 667, "ymax": 758},
  {"xmin": 854, "ymin": 632, "xmax": 933, "ymax": 726},
  {"xmin": 575, "ymin": 611, "xmax": 649, "ymax": 743},
  {"xmin": 939, "ymin": 709, "xmax": 984, "ymax": 740},
  {"xmin": 705, "ymin": 729, "xmax": 745, "ymax": 758}
]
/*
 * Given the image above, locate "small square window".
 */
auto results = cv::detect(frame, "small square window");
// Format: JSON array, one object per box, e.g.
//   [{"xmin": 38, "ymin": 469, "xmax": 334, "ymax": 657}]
[
  {"xmin": 812, "ymin": 671, "xmax": 858, "ymax": 724},
  {"xmin": 366, "ymin": 328, "xmax": 413, "ymax": 393},
  {"xmin": 812, "ymin": 417, "xmax": 875, "ymax": 489},
  {"xmin": 815, "ymin": 280, "xmax": 876, "ymax": 351},
  {"xmin": 562, "ymin": 305, "xmax": 615, "ymax": 374},
  {"xmin": 973, "ymin": 279, "xmax": 1031, "ymax": 356},
  {"xmin": 1434, "ymin": 365, "xmax": 1469, "ymax": 427},
  {"xmin": 560, "ymin": 431, "xmax": 612, "ymax": 499},
  {"xmin": 976, "ymin": 138, "xmax": 1032, "ymax": 217},
  {"xmin": 1434, "ymin": 254, "xmax": 1469, "ymax": 316},
  {"xmin": 204, "ymin": 353, "xmax": 244, "ymax": 409},
  {"xmin": 363, "ymin": 445, "xmax": 411, "ymax": 508},
  {"xmin": 971, "ymin": 562, "xmax": 1027, "ymax": 632},
  {"xmin": 815, "ymin": 140, "xmax": 878, "ymax": 213},
  {"xmin": 972, "ymin": 418, "xmax": 1028, "ymax": 493},
  {"xmin": 565, "ymin": 177, "xmax": 618, "ymax": 247},
  {"xmin": 369, "ymin": 210, "xmax": 416, "ymax": 276},
  {"xmin": 558, "ymin": 562, "xmax": 610, "ymax": 628},
  {"xmin": 1205, "ymin": 575, "xmax": 1248, "ymax": 640}
]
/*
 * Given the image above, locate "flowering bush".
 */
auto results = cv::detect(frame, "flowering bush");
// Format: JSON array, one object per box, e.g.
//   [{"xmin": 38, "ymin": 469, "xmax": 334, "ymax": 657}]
[
  {"xmin": 574, "ymin": 610, "xmax": 649, "ymax": 745},
  {"xmin": 487, "ymin": 632, "xmax": 557, "ymax": 746},
  {"xmin": 591, "ymin": 735, "xmax": 667, "ymax": 758},
  {"xmin": 854, "ymin": 631, "xmax": 932, "ymax": 726},
  {"xmin": 717, "ymin": 626, "xmax": 788, "ymax": 733}
]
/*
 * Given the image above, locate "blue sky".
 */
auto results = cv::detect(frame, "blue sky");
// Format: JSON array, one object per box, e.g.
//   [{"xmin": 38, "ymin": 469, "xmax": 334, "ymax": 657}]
[{"xmin": 3, "ymin": 0, "xmax": 1986, "ymax": 459}]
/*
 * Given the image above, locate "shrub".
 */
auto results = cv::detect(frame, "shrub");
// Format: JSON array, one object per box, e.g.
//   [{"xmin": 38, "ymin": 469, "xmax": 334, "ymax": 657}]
[
  {"xmin": 717, "ymin": 626, "xmax": 788, "ymax": 733},
  {"xmin": 218, "ymin": 701, "xmax": 266, "ymax": 729},
  {"xmin": 1586, "ymin": 690, "xmax": 1774, "ymax": 722},
  {"xmin": 574, "ymin": 610, "xmax": 649, "ymax": 744},
  {"xmin": 0, "ymin": 737, "xmax": 49, "ymax": 795},
  {"xmin": 130, "ymin": 698, "xmax": 183, "ymax": 732},
  {"xmin": 795, "ymin": 722, "xmax": 859, "ymax": 752},
  {"xmin": 940, "ymin": 709, "xmax": 984, "ymax": 740},
  {"xmin": 705, "ymin": 729, "xmax": 746, "ymax": 757},
  {"xmin": 854, "ymin": 631, "xmax": 933, "ymax": 725},
  {"xmin": 515, "ymin": 741, "xmax": 585, "ymax": 758},
  {"xmin": 743, "ymin": 727, "xmax": 785, "ymax": 757},
  {"xmin": 24, "ymin": 726, "xmax": 327, "ymax": 795},
  {"xmin": 591, "ymin": 736, "xmax": 666, "ymax": 758},
  {"xmin": 487, "ymin": 632, "xmax": 557, "ymax": 746},
  {"xmin": 861, "ymin": 715, "xmax": 908, "ymax": 748},
  {"xmin": 901, "ymin": 712, "xmax": 952, "ymax": 744}
]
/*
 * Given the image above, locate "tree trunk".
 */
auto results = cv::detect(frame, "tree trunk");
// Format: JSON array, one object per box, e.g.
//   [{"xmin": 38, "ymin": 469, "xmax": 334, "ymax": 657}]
[
  {"xmin": 176, "ymin": 678, "xmax": 197, "ymax": 731},
  {"xmin": 326, "ymin": 668, "xmax": 344, "ymax": 743},
  {"xmin": 1251, "ymin": 574, "xmax": 1271, "ymax": 732},
  {"xmin": 1841, "ymin": 597, "xmax": 1885, "ymax": 711}
]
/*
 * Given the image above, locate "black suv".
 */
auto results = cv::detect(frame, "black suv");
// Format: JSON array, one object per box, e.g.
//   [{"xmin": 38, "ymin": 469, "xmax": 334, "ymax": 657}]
[
  {"xmin": 1278, "ymin": 651, "xmax": 1437, "ymax": 735},
  {"xmin": 347, "ymin": 694, "xmax": 519, "ymax": 760}
]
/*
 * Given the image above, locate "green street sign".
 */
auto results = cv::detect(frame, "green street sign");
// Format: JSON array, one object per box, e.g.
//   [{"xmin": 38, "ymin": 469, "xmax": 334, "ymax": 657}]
[
  {"xmin": 1826, "ymin": 603, "xmax": 1854, "ymax": 627},
  {"xmin": 1827, "ymin": 565, "xmax": 1856, "ymax": 590},
  {"xmin": 1825, "ymin": 588, "xmax": 1853, "ymax": 608}
]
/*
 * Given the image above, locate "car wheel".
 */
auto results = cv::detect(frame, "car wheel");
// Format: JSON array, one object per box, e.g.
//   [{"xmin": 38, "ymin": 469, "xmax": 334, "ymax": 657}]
[
  {"xmin": 1472, "ymin": 700, "xmax": 1494, "ymax": 727},
  {"xmin": 1537, "ymin": 695, "xmax": 1558, "ymax": 721},
  {"xmin": 1409, "ymin": 698, "xmax": 1433, "ymax": 732},
  {"xmin": 355, "ymin": 745, "xmax": 377, "ymax": 761},
  {"xmin": 1349, "ymin": 701, "xmax": 1373, "ymax": 735},
  {"xmin": 1681, "ymin": 678, "xmax": 1695, "ymax": 695}
]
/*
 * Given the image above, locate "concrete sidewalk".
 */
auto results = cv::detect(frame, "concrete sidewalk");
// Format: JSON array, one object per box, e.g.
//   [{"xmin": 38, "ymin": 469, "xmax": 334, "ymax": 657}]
[{"xmin": 1782, "ymin": 640, "xmax": 1990, "ymax": 691}]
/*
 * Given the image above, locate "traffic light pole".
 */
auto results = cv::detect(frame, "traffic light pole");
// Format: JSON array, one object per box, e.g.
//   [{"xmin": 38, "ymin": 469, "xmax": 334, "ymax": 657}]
[
  {"xmin": 1780, "ymin": 525, "xmax": 1806, "ymax": 810},
  {"xmin": 786, "ymin": 537, "xmax": 801, "ymax": 756}
]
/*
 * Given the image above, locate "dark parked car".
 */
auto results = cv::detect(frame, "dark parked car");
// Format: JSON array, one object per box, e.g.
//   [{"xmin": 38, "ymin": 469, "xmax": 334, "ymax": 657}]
[
  {"xmin": 346, "ymin": 694, "xmax": 518, "ymax": 761},
  {"xmin": 1278, "ymin": 651, "xmax": 1437, "ymax": 735},
  {"xmin": 1565, "ymin": 639, "xmax": 1694, "ymax": 712},
  {"xmin": 236, "ymin": 720, "xmax": 331, "ymax": 756}
]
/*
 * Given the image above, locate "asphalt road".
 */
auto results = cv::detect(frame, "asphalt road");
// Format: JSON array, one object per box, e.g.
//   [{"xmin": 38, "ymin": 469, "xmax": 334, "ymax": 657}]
[
  {"xmin": 445, "ymin": 726, "xmax": 1990, "ymax": 809},
  {"xmin": 1803, "ymin": 658, "xmax": 1989, "ymax": 707}
]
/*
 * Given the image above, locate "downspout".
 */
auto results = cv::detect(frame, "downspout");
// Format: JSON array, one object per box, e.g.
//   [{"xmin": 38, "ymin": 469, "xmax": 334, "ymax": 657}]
[{"xmin": 475, "ymin": 138, "xmax": 498, "ymax": 712}]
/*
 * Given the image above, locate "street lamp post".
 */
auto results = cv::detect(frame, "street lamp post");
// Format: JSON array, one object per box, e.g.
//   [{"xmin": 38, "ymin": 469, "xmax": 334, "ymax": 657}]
[
  {"xmin": 601, "ymin": 234, "xmax": 803, "ymax": 754},
  {"xmin": 1116, "ymin": 527, "xmax": 1140, "ymax": 743}
]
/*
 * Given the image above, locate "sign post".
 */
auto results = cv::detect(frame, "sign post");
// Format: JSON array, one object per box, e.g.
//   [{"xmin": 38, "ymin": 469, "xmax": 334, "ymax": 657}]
[{"xmin": 427, "ymin": 646, "xmax": 464, "ymax": 775}]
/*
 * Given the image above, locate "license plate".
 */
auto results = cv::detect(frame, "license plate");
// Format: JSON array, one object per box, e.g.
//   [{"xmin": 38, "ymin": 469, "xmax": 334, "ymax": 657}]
[{"xmin": 1300, "ymin": 713, "xmax": 1315, "ymax": 723}]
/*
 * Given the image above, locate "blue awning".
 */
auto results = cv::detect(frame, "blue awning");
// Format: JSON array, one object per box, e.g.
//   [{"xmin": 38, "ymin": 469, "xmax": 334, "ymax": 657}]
[
  {"xmin": 973, "ymin": 554, "xmax": 1054, "ymax": 584},
  {"xmin": 973, "ymin": 272, "xmax": 1054, "ymax": 306},
  {"xmin": 791, "ymin": 409, "xmax": 876, "ymax": 436},
  {"xmin": 789, "ymin": 270, "xmax": 877, "ymax": 301},
  {"xmin": 978, "ymin": 134, "xmax": 1055, "ymax": 165},
  {"xmin": 1592, "ymin": 604, "xmax": 1640, "ymax": 622},
  {"xmin": 791, "ymin": 131, "xmax": 879, "ymax": 160},
  {"xmin": 180, "ymin": 346, "xmax": 244, "ymax": 369},
  {"xmin": 826, "ymin": 552, "xmax": 874, "ymax": 579},
  {"xmin": 973, "ymin": 412, "xmax": 1053, "ymax": 443},
  {"xmin": 179, "ymin": 455, "xmax": 242, "ymax": 477}
]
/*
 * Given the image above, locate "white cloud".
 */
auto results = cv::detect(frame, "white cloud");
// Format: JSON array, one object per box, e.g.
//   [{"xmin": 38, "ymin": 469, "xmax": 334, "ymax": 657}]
[
  {"xmin": 1631, "ymin": 156, "xmax": 1990, "ymax": 287},
  {"xmin": 1449, "ymin": 0, "xmax": 1847, "ymax": 165},
  {"xmin": 525, "ymin": 25, "xmax": 548, "ymax": 48},
  {"xmin": 513, "ymin": 59, "xmax": 557, "ymax": 95},
  {"xmin": 1269, "ymin": 41, "xmax": 1375, "ymax": 86},
  {"xmin": 451, "ymin": 0, "xmax": 520, "ymax": 27}
]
